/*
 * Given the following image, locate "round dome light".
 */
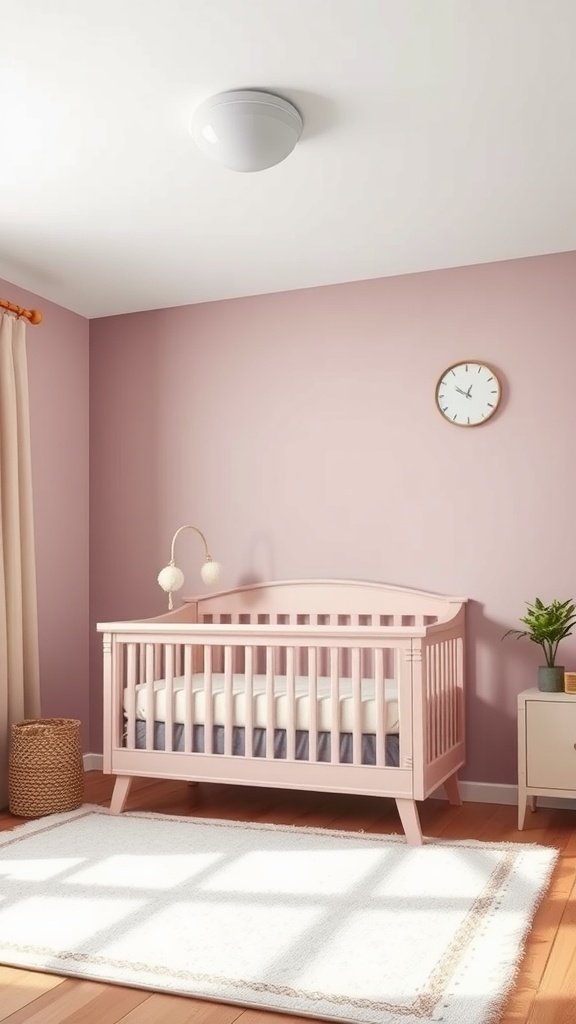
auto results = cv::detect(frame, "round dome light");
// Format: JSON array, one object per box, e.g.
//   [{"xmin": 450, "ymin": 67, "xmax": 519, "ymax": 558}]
[{"xmin": 191, "ymin": 90, "xmax": 303, "ymax": 172}]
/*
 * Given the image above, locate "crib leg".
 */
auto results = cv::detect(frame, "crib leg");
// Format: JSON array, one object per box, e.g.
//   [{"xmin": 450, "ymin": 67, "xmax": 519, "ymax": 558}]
[
  {"xmin": 443, "ymin": 772, "xmax": 462, "ymax": 806},
  {"xmin": 110, "ymin": 775, "xmax": 133, "ymax": 814},
  {"xmin": 395, "ymin": 798, "xmax": 423, "ymax": 845}
]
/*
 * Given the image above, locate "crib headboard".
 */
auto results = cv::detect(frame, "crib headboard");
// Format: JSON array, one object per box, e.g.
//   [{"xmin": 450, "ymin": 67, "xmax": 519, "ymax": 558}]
[{"xmin": 182, "ymin": 579, "xmax": 466, "ymax": 627}]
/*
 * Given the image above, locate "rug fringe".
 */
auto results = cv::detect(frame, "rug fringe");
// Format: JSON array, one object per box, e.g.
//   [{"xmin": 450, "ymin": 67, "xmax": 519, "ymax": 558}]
[{"xmin": 1, "ymin": 803, "xmax": 563, "ymax": 857}]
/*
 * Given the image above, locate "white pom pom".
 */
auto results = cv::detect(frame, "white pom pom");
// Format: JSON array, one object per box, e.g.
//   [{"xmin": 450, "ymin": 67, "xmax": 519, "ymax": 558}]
[
  {"xmin": 157, "ymin": 564, "xmax": 185, "ymax": 593},
  {"xmin": 200, "ymin": 560, "xmax": 223, "ymax": 586}
]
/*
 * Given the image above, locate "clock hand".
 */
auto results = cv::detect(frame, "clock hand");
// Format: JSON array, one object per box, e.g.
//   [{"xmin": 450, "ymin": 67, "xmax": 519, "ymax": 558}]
[
  {"xmin": 465, "ymin": 385, "xmax": 473, "ymax": 398},
  {"xmin": 454, "ymin": 386, "xmax": 468, "ymax": 396}
]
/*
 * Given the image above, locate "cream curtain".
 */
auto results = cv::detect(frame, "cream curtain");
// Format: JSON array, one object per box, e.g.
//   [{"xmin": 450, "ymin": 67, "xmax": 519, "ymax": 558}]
[{"xmin": 0, "ymin": 313, "xmax": 41, "ymax": 808}]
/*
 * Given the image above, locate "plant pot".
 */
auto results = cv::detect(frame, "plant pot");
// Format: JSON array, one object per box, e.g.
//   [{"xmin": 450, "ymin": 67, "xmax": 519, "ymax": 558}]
[{"xmin": 537, "ymin": 666, "xmax": 565, "ymax": 692}]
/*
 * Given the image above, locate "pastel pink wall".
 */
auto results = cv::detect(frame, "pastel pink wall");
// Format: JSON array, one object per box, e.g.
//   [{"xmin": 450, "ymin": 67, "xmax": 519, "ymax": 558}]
[
  {"xmin": 0, "ymin": 277, "xmax": 90, "ymax": 744},
  {"xmin": 89, "ymin": 252, "xmax": 576, "ymax": 783}
]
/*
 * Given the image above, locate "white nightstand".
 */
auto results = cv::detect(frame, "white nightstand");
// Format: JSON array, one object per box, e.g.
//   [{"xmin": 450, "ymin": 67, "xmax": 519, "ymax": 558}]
[{"xmin": 517, "ymin": 687, "xmax": 576, "ymax": 829}]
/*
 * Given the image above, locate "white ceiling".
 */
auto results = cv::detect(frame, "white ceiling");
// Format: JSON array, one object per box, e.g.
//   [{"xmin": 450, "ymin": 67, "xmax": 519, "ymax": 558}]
[{"xmin": 1, "ymin": 0, "xmax": 575, "ymax": 319}]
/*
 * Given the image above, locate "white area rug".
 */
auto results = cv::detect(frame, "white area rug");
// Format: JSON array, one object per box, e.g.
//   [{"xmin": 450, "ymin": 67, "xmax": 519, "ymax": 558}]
[{"xmin": 0, "ymin": 806, "xmax": 557, "ymax": 1024}]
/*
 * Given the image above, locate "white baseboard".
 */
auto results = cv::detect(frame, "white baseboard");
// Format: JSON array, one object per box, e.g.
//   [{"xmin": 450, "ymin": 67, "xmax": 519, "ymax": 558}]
[
  {"xmin": 83, "ymin": 753, "xmax": 103, "ymax": 771},
  {"xmin": 437, "ymin": 781, "xmax": 518, "ymax": 805},
  {"xmin": 81, "ymin": 756, "xmax": 576, "ymax": 812},
  {"xmin": 434, "ymin": 779, "xmax": 576, "ymax": 811}
]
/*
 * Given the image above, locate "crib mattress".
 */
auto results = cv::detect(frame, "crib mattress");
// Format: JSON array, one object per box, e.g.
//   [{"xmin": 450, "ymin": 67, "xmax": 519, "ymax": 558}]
[{"xmin": 124, "ymin": 674, "xmax": 399, "ymax": 734}]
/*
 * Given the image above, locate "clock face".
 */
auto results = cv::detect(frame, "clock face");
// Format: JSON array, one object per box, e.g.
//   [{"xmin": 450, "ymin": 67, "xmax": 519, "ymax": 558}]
[{"xmin": 435, "ymin": 361, "xmax": 501, "ymax": 427}]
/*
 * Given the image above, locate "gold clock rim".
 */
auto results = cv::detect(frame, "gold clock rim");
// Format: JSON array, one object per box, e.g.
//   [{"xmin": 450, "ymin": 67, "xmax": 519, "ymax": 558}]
[{"xmin": 434, "ymin": 360, "xmax": 502, "ymax": 428}]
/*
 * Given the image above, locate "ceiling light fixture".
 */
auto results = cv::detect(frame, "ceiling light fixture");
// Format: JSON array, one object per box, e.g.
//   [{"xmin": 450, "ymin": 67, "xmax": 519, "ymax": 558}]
[{"xmin": 191, "ymin": 90, "xmax": 303, "ymax": 173}]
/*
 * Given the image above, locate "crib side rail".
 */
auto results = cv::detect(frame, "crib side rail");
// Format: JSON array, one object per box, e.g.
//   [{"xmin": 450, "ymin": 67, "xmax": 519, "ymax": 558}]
[
  {"xmin": 101, "ymin": 625, "xmax": 416, "ymax": 778},
  {"xmin": 97, "ymin": 622, "xmax": 430, "ymax": 640},
  {"xmin": 412, "ymin": 620, "xmax": 466, "ymax": 799}
]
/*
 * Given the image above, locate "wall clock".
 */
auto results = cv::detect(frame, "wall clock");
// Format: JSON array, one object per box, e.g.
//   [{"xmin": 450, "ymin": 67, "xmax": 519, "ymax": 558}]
[{"xmin": 435, "ymin": 361, "xmax": 502, "ymax": 427}]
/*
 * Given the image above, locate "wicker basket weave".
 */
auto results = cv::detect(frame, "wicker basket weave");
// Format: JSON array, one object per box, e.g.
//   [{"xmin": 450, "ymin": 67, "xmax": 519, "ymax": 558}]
[{"xmin": 9, "ymin": 718, "xmax": 84, "ymax": 818}]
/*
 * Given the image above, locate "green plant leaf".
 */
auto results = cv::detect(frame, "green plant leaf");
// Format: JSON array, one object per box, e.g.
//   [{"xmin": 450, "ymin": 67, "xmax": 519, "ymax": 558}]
[{"xmin": 502, "ymin": 597, "xmax": 576, "ymax": 665}]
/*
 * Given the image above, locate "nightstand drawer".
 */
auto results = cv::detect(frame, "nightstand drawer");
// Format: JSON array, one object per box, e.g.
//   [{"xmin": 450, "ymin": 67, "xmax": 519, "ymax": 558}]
[{"xmin": 526, "ymin": 700, "xmax": 576, "ymax": 790}]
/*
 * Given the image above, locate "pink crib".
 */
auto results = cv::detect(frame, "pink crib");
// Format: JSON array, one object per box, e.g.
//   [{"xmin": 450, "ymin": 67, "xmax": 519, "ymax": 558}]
[{"xmin": 97, "ymin": 579, "xmax": 466, "ymax": 844}]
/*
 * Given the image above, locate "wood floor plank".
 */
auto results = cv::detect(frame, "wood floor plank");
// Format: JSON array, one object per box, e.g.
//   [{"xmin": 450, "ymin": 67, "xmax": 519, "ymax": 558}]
[
  {"xmin": 0, "ymin": 814, "xmax": 29, "ymax": 833},
  {"xmin": 416, "ymin": 797, "xmax": 466, "ymax": 837},
  {"xmin": 0, "ymin": 978, "xmax": 146, "ymax": 1024},
  {"xmin": 523, "ymin": 831, "xmax": 576, "ymax": 1023},
  {"xmin": 233, "ymin": 1012, "xmax": 319, "ymax": 1024},
  {"xmin": 432, "ymin": 798, "xmax": 503, "ymax": 839},
  {"xmin": 494, "ymin": 825, "xmax": 576, "ymax": 1024},
  {"xmin": 0, "ymin": 966, "xmax": 65, "ymax": 1019},
  {"xmin": 119, "ymin": 993, "xmax": 245, "ymax": 1024}
]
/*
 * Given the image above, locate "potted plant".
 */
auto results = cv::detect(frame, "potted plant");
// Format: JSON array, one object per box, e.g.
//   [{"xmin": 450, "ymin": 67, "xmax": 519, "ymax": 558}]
[{"xmin": 503, "ymin": 597, "xmax": 576, "ymax": 691}]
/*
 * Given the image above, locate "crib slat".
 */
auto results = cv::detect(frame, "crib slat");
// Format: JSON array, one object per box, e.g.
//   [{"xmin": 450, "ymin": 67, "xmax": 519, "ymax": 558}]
[
  {"xmin": 112, "ymin": 642, "xmax": 125, "ymax": 750},
  {"xmin": 204, "ymin": 645, "xmax": 213, "ymax": 755},
  {"xmin": 427, "ymin": 644, "xmax": 434, "ymax": 762},
  {"xmin": 308, "ymin": 646, "xmax": 318, "ymax": 763},
  {"xmin": 126, "ymin": 643, "xmax": 137, "ymax": 750},
  {"xmin": 352, "ymin": 647, "xmax": 362, "ymax": 766},
  {"xmin": 396, "ymin": 645, "xmax": 410, "ymax": 769},
  {"xmin": 441, "ymin": 642, "xmax": 448, "ymax": 754},
  {"xmin": 429, "ymin": 644, "xmax": 436, "ymax": 762},
  {"xmin": 374, "ymin": 647, "xmax": 385, "ymax": 767},
  {"xmin": 445, "ymin": 642, "xmax": 451, "ymax": 753},
  {"xmin": 450, "ymin": 638, "xmax": 455, "ymax": 745},
  {"xmin": 434, "ymin": 642, "xmax": 441, "ymax": 760},
  {"xmin": 436, "ymin": 642, "xmax": 443, "ymax": 758},
  {"xmin": 286, "ymin": 646, "xmax": 296, "ymax": 761},
  {"xmin": 175, "ymin": 643, "xmax": 183, "ymax": 677},
  {"xmin": 438, "ymin": 641, "xmax": 445, "ymax": 756},
  {"xmin": 184, "ymin": 644, "xmax": 193, "ymax": 754},
  {"xmin": 447, "ymin": 640, "xmax": 453, "ymax": 750},
  {"xmin": 330, "ymin": 647, "xmax": 340, "ymax": 764},
  {"xmin": 164, "ymin": 644, "xmax": 175, "ymax": 752},
  {"xmin": 245, "ymin": 646, "xmax": 254, "ymax": 758},
  {"xmin": 138, "ymin": 643, "xmax": 146, "ymax": 684},
  {"xmin": 425, "ymin": 645, "xmax": 432, "ymax": 764},
  {"xmin": 154, "ymin": 643, "xmax": 162, "ymax": 680},
  {"xmin": 266, "ymin": 646, "xmax": 275, "ymax": 758},
  {"xmin": 317, "ymin": 616, "xmax": 330, "ymax": 676},
  {"xmin": 440, "ymin": 642, "xmax": 446, "ymax": 756},
  {"xmin": 224, "ymin": 645, "xmax": 233, "ymax": 756},
  {"xmin": 145, "ymin": 644, "xmax": 155, "ymax": 751},
  {"xmin": 430, "ymin": 644, "xmax": 436, "ymax": 762},
  {"xmin": 451, "ymin": 640, "xmax": 456, "ymax": 747},
  {"xmin": 443, "ymin": 641, "xmax": 450, "ymax": 755}
]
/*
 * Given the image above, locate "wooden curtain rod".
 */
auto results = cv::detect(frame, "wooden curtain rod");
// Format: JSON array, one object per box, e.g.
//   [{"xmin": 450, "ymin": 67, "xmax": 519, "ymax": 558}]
[{"xmin": 0, "ymin": 298, "xmax": 42, "ymax": 325}]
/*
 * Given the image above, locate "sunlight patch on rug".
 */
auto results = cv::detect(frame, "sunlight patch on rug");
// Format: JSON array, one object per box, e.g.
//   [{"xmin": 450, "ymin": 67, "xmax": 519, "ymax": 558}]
[{"xmin": 0, "ymin": 805, "xmax": 558, "ymax": 1024}]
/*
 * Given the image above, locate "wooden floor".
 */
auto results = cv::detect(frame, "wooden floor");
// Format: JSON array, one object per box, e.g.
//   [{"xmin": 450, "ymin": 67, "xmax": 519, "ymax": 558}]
[{"xmin": 1, "ymin": 773, "xmax": 575, "ymax": 1024}]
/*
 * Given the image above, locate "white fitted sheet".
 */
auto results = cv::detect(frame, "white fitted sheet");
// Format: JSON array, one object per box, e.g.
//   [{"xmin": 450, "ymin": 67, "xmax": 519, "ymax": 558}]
[{"xmin": 124, "ymin": 675, "xmax": 399, "ymax": 734}]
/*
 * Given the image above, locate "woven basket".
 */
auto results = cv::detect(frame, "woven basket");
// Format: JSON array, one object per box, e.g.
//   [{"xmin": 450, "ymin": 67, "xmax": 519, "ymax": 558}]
[{"xmin": 9, "ymin": 718, "xmax": 84, "ymax": 818}]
